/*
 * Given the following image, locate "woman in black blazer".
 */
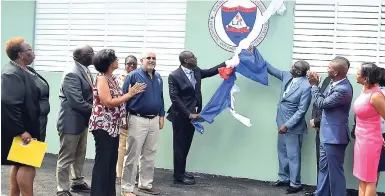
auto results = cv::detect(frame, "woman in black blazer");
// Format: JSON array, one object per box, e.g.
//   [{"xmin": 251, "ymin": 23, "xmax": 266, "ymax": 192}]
[
  {"xmin": 26, "ymin": 66, "xmax": 50, "ymax": 142},
  {"xmin": 1, "ymin": 37, "xmax": 41, "ymax": 196}
]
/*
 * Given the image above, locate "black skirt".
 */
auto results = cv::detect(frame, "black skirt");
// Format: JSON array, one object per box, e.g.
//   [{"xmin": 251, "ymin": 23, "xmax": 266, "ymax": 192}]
[{"xmin": 1, "ymin": 134, "xmax": 27, "ymax": 167}]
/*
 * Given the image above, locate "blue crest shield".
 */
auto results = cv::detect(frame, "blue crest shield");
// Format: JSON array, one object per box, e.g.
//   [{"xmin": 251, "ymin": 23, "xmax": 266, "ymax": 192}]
[{"xmin": 221, "ymin": 5, "xmax": 257, "ymax": 46}]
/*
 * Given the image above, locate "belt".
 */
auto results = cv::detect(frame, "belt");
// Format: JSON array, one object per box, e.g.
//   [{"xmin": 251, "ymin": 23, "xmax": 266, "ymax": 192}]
[{"xmin": 130, "ymin": 111, "xmax": 158, "ymax": 119}]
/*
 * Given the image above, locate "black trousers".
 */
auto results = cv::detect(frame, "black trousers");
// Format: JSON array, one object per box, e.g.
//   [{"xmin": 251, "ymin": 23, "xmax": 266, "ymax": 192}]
[
  {"xmin": 91, "ymin": 129, "xmax": 119, "ymax": 196},
  {"xmin": 172, "ymin": 119, "xmax": 195, "ymax": 180},
  {"xmin": 315, "ymin": 129, "xmax": 320, "ymax": 183}
]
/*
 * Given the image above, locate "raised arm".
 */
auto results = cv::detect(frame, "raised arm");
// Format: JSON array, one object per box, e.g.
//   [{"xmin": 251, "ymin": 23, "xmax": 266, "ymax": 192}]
[
  {"xmin": 168, "ymin": 74, "xmax": 191, "ymax": 118},
  {"xmin": 285, "ymin": 86, "xmax": 312, "ymax": 129},
  {"xmin": 62, "ymin": 72, "xmax": 92, "ymax": 115},
  {"xmin": 201, "ymin": 62, "xmax": 226, "ymax": 79},
  {"xmin": 266, "ymin": 62, "xmax": 284, "ymax": 81},
  {"xmin": 311, "ymin": 86, "xmax": 352, "ymax": 109}
]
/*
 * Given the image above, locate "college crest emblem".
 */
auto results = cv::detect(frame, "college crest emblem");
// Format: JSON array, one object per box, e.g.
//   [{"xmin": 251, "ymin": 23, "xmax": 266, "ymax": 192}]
[{"xmin": 208, "ymin": 0, "xmax": 269, "ymax": 52}]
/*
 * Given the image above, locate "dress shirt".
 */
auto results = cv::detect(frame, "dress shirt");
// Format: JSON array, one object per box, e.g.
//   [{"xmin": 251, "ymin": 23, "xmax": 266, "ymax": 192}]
[
  {"xmin": 283, "ymin": 77, "xmax": 300, "ymax": 98},
  {"xmin": 181, "ymin": 66, "xmax": 196, "ymax": 89}
]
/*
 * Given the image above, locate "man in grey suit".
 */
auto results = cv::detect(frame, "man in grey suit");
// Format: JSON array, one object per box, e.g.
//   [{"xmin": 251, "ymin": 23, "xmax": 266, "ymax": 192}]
[
  {"xmin": 305, "ymin": 56, "xmax": 352, "ymax": 196},
  {"xmin": 267, "ymin": 60, "xmax": 312, "ymax": 194},
  {"xmin": 56, "ymin": 45, "xmax": 94, "ymax": 196}
]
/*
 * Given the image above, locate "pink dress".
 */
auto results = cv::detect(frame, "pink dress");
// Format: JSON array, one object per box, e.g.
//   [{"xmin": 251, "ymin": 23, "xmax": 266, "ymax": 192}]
[{"xmin": 352, "ymin": 86, "xmax": 384, "ymax": 182}]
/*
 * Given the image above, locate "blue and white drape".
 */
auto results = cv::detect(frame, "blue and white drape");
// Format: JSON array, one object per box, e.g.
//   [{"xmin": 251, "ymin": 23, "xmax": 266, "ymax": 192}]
[{"xmin": 192, "ymin": 0, "xmax": 286, "ymax": 133}]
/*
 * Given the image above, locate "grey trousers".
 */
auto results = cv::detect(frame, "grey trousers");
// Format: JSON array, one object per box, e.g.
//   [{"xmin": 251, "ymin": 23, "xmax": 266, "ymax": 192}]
[
  {"xmin": 56, "ymin": 130, "xmax": 88, "ymax": 192},
  {"xmin": 121, "ymin": 115, "xmax": 160, "ymax": 193}
]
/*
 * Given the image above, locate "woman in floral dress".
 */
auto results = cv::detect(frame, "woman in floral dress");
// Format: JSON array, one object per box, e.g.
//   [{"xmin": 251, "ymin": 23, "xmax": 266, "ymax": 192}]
[{"xmin": 88, "ymin": 49, "xmax": 146, "ymax": 196}]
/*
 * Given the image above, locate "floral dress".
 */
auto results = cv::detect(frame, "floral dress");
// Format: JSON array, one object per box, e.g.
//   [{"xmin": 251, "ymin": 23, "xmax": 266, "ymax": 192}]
[{"xmin": 88, "ymin": 73, "xmax": 126, "ymax": 137}]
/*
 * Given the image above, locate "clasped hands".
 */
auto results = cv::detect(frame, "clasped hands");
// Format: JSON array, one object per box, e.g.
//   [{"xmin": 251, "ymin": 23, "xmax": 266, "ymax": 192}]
[{"xmin": 307, "ymin": 71, "xmax": 321, "ymax": 86}]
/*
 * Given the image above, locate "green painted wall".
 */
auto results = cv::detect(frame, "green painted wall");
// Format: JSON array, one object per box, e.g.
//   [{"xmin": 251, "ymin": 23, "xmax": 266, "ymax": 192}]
[
  {"xmin": 2, "ymin": 0, "xmax": 384, "ymax": 192},
  {"xmin": 1, "ymin": 1, "xmax": 36, "ymax": 67}
]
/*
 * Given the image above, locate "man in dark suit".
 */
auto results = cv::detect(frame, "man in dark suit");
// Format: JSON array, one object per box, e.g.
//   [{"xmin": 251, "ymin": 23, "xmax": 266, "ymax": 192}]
[
  {"xmin": 56, "ymin": 45, "xmax": 94, "ymax": 196},
  {"xmin": 306, "ymin": 56, "xmax": 353, "ymax": 196},
  {"xmin": 310, "ymin": 77, "xmax": 331, "ymax": 172},
  {"xmin": 167, "ymin": 51, "xmax": 225, "ymax": 185}
]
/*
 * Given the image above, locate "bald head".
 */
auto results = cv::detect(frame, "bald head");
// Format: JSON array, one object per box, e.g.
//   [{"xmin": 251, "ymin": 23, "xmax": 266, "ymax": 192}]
[
  {"xmin": 140, "ymin": 51, "xmax": 156, "ymax": 72},
  {"xmin": 73, "ymin": 44, "xmax": 94, "ymax": 66},
  {"xmin": 179, "ymin": 51, "xmax": 197, "ymax": 69},
  {"xmin": 141, "ymin": 51, "xmax": 156, "ymax": 59},
  {"xmin": 179, "ymin": 51, "xmax": 193, "ymax": 63},
  {"xmin": 292, "ymin": 60, "xmax": 310, "ymax": 77}
]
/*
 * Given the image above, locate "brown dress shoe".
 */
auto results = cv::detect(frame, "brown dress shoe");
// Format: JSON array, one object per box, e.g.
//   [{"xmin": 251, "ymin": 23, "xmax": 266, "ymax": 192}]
[{"xmin": 138, "ymin": 187, "xmax": 160, "ymax": 195}]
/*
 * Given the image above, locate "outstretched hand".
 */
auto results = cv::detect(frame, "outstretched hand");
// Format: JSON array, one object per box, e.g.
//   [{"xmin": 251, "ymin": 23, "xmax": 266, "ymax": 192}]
[
  {"xmin": 128, "ymin": 83, "xmax": 147, "ymax": 97},
  {"xmin": 218, "ymin": 67, "xmax": 234, "ymax": 80},
  {"xmin": 247, "ymin": 45, "xmax": 254, "ymax": 54},
  {"xmin": 225, "ymin": 56, "xmax": 240, "ymax": 68}
]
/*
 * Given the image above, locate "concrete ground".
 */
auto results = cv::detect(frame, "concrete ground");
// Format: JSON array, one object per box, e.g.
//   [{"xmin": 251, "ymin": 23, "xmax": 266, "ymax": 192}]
[{"xmin": 1, "ymin": 154, "xmax": 381, "ymax": 196}]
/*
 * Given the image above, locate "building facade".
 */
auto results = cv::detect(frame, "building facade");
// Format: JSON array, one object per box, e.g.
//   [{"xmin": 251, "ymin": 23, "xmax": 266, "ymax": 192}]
[{"xmin": 1, "ymin": 0, "xmax": 384, "ymax": 192}]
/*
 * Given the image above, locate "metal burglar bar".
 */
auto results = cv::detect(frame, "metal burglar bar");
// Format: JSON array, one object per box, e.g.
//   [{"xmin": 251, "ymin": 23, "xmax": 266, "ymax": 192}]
[
  {"xmin": 34, "ymin": 0, "xmax": 187, "ymax": 76},
  {"xmin": 292, "ymin": 0, "xmax": 385, "ymax": 72}
]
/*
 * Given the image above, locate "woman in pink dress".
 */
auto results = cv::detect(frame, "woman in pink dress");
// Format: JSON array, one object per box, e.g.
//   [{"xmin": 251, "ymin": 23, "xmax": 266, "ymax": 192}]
[{"xmin": 353, "ymin": 62, "xmax": 385, "ymax": 196}]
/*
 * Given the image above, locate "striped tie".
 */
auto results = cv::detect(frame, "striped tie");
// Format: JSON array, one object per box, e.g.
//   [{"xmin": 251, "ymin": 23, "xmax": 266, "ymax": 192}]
[{"xmin": 87, "ymin": 70, "xmax": 93, "ymax": 83}]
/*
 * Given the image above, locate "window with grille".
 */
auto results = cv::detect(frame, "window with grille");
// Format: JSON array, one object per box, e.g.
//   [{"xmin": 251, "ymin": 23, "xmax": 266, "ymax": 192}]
[
  {"xmin": 292, "ymin": 1, "xmax": 385, "ymax": 72},
  {"xmin": 34, "ymin": 0, "xmax": 187, "ymax": 76}
]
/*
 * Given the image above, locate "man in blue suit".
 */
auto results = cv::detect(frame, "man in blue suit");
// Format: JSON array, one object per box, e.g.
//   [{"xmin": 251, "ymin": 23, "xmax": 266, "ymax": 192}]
[
  {"xmin": 268, "ymin": 60, "xmax": 312, "ymax": 194},
  {"xmin": 305, "ymin": 56, "xmax": 353, "ymax": 196}
]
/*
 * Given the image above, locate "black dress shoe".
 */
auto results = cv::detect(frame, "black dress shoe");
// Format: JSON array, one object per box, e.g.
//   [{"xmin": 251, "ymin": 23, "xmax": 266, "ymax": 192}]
[
  {"xmin": 304, "ymin": 191, "xmax": 315, "ymax": 196},
  {"xmin": 286, "ymin": 186, "xmax": 303, "ymax": 194},
  {"xmin": 70, "ymin": 183, "xmax": 91, "ymax": 193},
  {"xmin": 270, "ymin": 180, "xmax": 290, "ymax": 187},
  {"xmin": 184, "ymin": 173, "xmax": 195, "ymax": 179},
  {"xmin": 174, "ymin": 177, "xmax": 195, "ymax": 185}
]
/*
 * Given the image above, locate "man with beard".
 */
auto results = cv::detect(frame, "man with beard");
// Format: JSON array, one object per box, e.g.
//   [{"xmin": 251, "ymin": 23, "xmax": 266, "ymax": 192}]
[
  {"xmin": 167, "ymin": 51, "xmax": 226, "ymax": 185},
  {"xmin": 268, "ymin": 60, "xmax": 312, "ymax": 194},
  {"xmin": 116, "ymin": 55, "xmax": 138, "ymax": 185},
  {"xmin": 121, "ymin": 52, "xmax": 164, "ymax": 196},
  {"xmin": 305, "ymin": 56, "xmax": 350, "ymax": 195}
]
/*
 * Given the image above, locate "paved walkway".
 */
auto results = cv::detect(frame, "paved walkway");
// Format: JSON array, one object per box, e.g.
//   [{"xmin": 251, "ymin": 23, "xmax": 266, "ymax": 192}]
[{"xmin": 0, "ymin": 154, "xmax": 373, "ymax": 196}]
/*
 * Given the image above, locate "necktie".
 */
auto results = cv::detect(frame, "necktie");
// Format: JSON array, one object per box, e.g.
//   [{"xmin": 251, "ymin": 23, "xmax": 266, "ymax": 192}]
[
  {"xmin": 87, "ymin": 70, "xmax": 93, "ymax": 83},
  {"xmin": 187, "ymin": 70, "xmax": 196, "ymax": 89},
  {"xmin": 190, "ymin": 72, "xmax": 196, "ymax": 89}
]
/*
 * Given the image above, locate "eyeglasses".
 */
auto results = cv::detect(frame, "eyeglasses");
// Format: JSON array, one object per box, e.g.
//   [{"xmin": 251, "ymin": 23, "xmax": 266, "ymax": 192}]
[
  {"xmin": 145, "ymin": 57, "xmax": 156, "ymax": 60},
  {"xmin": 126, "ymin": 62, "xmax": 137, "ymax": 66},
  {"xmin": 82, "ymin": 52, "xmax": 94, "ymax": 56}
]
